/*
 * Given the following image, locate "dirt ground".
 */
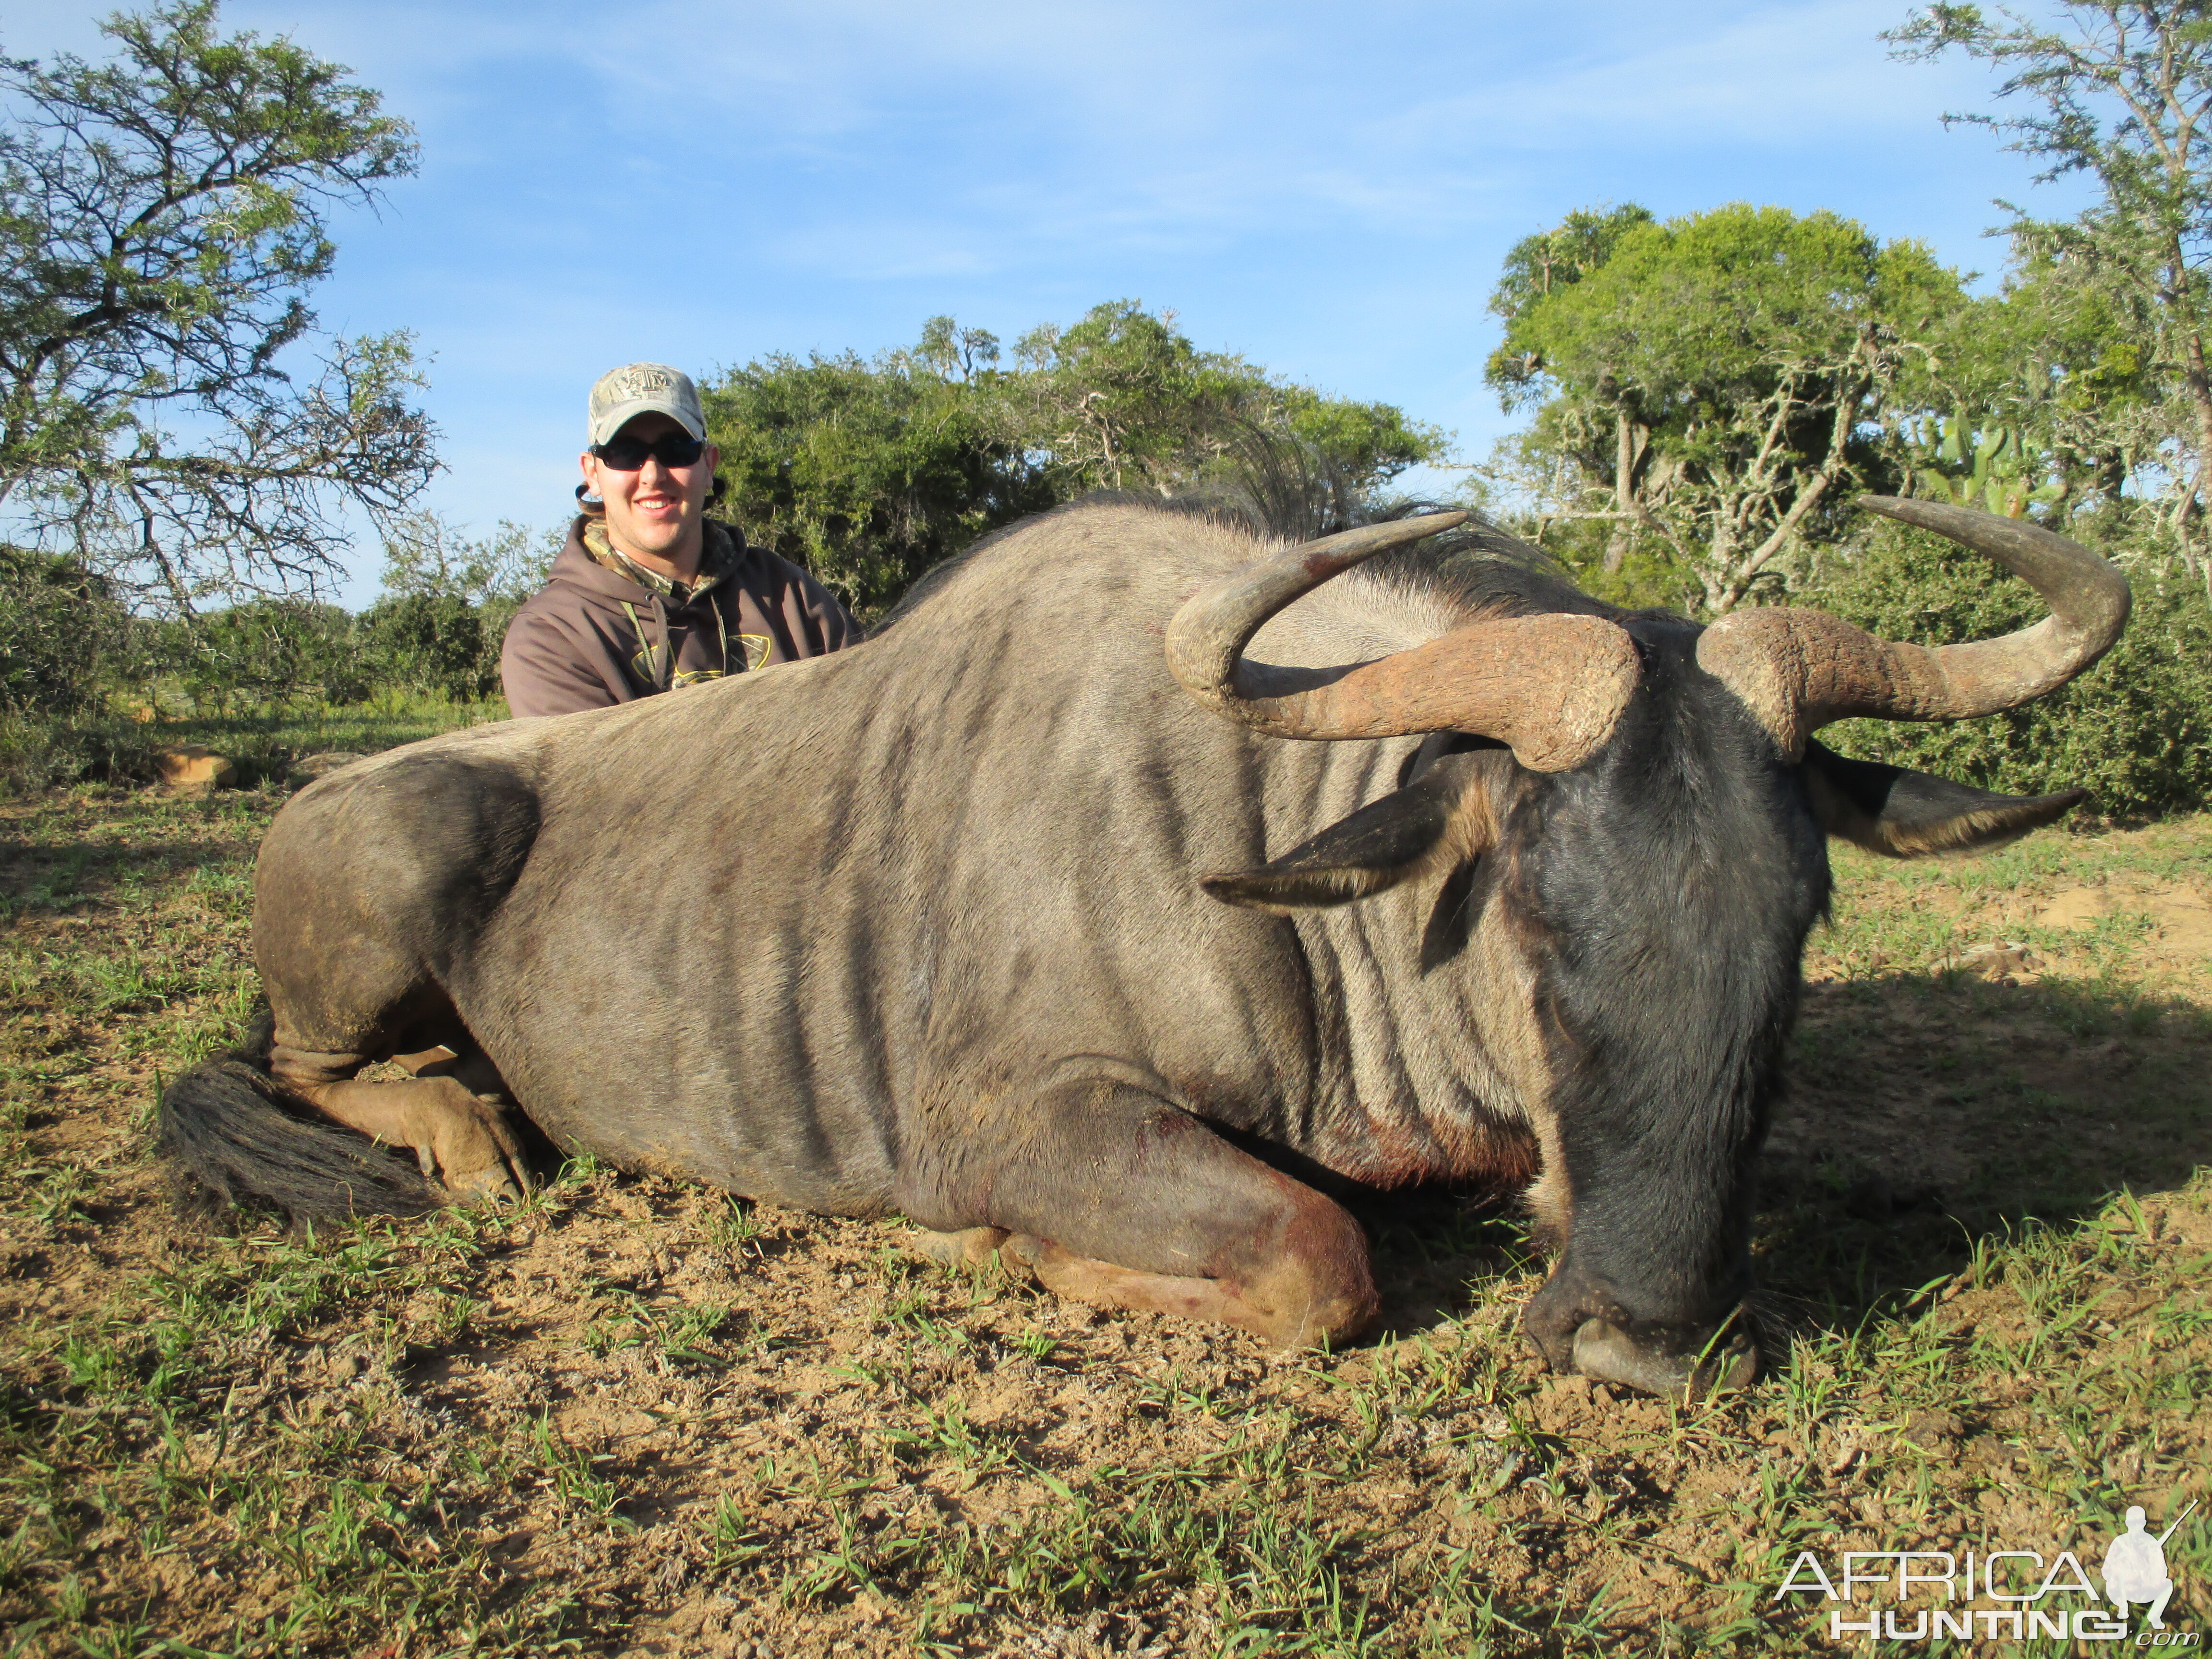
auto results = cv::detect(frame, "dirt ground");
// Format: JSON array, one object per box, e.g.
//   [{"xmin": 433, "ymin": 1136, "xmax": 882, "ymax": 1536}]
[{"xmin": 2, "ymin": 783, "xmax": 2208, "ymax": 1656}]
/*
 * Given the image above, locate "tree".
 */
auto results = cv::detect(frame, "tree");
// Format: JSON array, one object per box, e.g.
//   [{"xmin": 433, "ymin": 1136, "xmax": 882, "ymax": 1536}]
[
  {"xmin": 1487, "ymin": 203, "xmax": 1657, "ymax": 374},
  {"xmin": 0, "ymin": 2, "xmax": 435, "ymax": 611},
  {"xmin": 357, "ymin": 593, "xmax": 484, "ymax": 701},
  {"xmin": 1486, "ymin": 203, "xmax": 1961, "ymax": 611},
  {"xmin": 355, "ymin": 513, "xmax": 549, "ymax": 701},
  {"xmin": 1487, "ymin": 204, "xmax": 1662, "ymax": 577},
  {"xmin": 1012, "ymin": 301, "xmax": 1444, "ymax": 498},
  {"xmin": 376, "ymin": 512, "xmax": 544, "ymax": 609},
  {"xmin": 705, "ymin": 304, "xmax": 1448, "ymax": 623},
  {"xmin": 1904, "ymin": 256, "xmax": 2161, "ymax": 516},
  {"xmin": 1890, "ymin": 2, "xmax": 2212, "ymax": 591},
  {"xmin": 706, "ymin": 341, "xmax": 1054, "ymax": 623},
  {"xmin": 166, "ymin": 596, "xmax": 361, "ymax": 709},
  {"xmin": 0, "ymin": 544, "xmax": 133, "ymax": 715}
]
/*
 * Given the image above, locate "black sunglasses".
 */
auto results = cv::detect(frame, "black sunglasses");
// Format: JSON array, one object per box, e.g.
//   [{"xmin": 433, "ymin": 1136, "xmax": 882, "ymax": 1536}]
[{"xmin": 592, "ymin": 432, "xmax": 707, "ymax": 470}]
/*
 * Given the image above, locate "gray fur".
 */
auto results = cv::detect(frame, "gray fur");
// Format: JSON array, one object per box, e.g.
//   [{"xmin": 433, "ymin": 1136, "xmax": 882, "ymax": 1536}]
[{"xmin": 154, "ymin": 496, "xmax": 2086, "ymax": 1386}]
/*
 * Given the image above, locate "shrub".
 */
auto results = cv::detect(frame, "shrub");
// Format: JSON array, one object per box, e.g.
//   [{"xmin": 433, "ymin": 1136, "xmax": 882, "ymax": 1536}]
[
  {"xmin": 359, "ymin": 592, "xmax": 494, "ymax": 701},
  {"xmin": 1811, "ymin": 520, "xmax": 2212, "ymax": 819},
  {"xmin": 0, "ymin": 546, "xmax": 134, "ymax": 716},
  {"xmin": 163, "ymin": 600, "xmax": 368, "ymax": 712}
]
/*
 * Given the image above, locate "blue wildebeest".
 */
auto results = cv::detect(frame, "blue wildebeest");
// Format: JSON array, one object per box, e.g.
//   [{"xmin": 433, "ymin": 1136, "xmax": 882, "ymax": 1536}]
[{"xmin": 159, "ymin": 493, "xmax": 2126, "ymax": 1397}]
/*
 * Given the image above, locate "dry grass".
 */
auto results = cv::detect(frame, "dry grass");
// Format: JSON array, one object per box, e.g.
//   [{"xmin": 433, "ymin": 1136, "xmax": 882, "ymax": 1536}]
[{"xmin": 2, "ymin": 749, "xmax": 2207, "ymax": 1657}]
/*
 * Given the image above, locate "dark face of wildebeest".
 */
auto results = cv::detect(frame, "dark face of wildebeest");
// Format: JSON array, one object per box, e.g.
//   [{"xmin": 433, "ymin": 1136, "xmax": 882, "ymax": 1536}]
[{"xmin": 1171, "ymin": 496, "xmax": 2126, "ymax": 1395}]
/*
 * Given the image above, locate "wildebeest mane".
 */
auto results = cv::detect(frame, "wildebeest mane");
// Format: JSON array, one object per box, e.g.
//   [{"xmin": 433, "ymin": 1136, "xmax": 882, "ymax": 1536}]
[{"xmin": 876, "ymin": 427, "xmax": 1636, "ymax": 635}]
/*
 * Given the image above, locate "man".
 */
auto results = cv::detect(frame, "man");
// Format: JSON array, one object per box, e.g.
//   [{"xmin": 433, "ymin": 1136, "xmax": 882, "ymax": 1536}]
[{"xmin": 501, "ymin": 362, "xmax": 859, "ymax": 717}]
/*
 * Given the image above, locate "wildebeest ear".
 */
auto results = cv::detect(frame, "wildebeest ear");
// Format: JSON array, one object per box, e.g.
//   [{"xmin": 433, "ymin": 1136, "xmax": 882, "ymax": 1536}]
[
  {"xmin": 1202, "ymin": 756, "xmax": 1494, "ymax": 914},
  {"xmin": 1802, "ymin": 740, "xmax": 2085, "ymax": 858}
]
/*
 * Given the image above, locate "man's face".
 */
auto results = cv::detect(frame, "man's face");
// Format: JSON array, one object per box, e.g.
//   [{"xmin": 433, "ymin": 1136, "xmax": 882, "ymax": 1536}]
[{"xmin": 579, "ymin": 412, "xmax": 719, "ymax": 563}]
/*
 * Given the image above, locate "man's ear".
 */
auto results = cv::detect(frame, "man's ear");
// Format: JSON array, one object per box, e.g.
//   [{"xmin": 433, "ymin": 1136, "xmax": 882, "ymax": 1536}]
[
  {"xmin": 1202, "ymin": 754, "xmax": 1494, "ymax": 914},
  {"xmin": 1803, "ymin": 740, "xmax": 2085, "ymax": 858}
]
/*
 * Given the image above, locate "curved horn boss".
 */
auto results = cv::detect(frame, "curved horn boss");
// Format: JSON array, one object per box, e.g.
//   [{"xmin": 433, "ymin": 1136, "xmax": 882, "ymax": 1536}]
[
  {"xmin": 1164, "ymin": 513, "xmax": 1641, "ymax": 772},
  {"xmin": 1696, "ymin": 495, "xmax": 2131, "ymax": 760}
]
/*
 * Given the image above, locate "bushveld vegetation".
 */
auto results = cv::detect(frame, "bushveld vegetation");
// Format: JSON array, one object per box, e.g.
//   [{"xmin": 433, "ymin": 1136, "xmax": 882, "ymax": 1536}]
[
  {"xmin": 11, "ymin": 6, "xmax": 2212, "ymax": 816},
  {"xmin": 3, "ymin": 2, "xmax": 2211, "ymax": 1654}
]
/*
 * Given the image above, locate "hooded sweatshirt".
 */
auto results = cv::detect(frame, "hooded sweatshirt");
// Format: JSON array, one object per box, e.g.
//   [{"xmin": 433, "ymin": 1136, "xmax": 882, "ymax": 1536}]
[{"xmin": 500, "ymin": 516, "xmax": 860, "ymax": 717}]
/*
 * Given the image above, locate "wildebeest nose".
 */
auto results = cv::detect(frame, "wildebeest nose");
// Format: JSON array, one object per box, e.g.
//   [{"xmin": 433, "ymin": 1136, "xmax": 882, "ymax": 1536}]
[{"xmin": 1571, "ymin": 1317, "xmax": 1759, "ymax": 1401}]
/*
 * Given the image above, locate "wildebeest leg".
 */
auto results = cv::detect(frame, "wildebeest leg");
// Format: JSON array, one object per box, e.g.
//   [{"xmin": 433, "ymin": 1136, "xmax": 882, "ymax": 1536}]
[
  {"xmin": 1004, "ymin": 1234, "xmax": 1351, "ymax": 1345},
  {"xmin": 909, "ymin": 1080, "xmax": 1377, "ymax": 1348},
  {"xmin": 392, "ymin": 1042, "xmax": 514, "ymax": 1100},
  {"xmin": 269, "ymin": 1037, "xmax": 528, "ymax": 1202},
  {"xmin": 905, "ymin": 1225, "xmax": 1274, "ymax": 1337}
]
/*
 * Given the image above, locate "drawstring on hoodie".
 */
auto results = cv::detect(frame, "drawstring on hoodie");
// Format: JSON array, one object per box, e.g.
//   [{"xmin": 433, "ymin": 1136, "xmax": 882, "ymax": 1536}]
[{"xmin": 620, "ymin": 593, "xmax": 730, "ymax": 691}]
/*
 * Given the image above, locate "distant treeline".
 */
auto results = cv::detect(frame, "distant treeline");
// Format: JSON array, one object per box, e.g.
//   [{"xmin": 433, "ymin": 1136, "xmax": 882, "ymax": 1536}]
[
  {"xmin": 3, "ymin": 295, "xmax": 1447, "ymax": 720},
  {"xmin": 8, "ymin": 279, "xmax": 2212, "ymax": 817},
  {"xmin": 0, "ymin": 518, "xmax": 536, "ymax": 721},
  {"xmin": 700, "ymin": 300, "xmax": 1446, "ymax": 622}
]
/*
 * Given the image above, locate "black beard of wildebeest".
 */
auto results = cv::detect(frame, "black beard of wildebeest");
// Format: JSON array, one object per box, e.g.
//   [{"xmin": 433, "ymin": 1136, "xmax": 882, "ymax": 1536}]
[{"xmin": 157, "ymin": 484, "xmax": 2128, "ymax": 1401}]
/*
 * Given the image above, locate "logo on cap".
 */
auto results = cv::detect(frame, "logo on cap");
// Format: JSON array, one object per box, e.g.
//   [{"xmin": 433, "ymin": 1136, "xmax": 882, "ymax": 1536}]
[
  {"xmin": 588, "ymin": 361, "xmax": 705, "ymax": 444},
  {"xmin": 601, "ymin": 365, "xmax": 676, "ymax": 402}
]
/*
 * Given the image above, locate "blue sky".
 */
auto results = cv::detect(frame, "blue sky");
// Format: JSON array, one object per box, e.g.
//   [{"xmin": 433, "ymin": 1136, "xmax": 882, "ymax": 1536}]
[{"xmin": 10, "ymin": 0, "xmax": 2083, "ymax": 608}]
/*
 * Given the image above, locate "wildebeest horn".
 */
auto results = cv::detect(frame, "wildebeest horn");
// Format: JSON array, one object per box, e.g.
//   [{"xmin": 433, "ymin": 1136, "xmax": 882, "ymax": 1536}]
[
  {"xmin": 1695, "ymin": 496, "xmax": 2131, "ymax": 760},
  {"xmin": 1166, "ymin": 514, "xmax": 1641, "ymax": 772}
]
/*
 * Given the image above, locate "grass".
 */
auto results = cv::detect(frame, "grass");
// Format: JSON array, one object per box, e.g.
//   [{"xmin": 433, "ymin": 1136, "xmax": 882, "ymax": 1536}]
[
  {"xmin": 0, "ymin": 692, "xmax": 492, "ymax": 795},
  {"xmin": 0, "ymin": 721, "xmax": 2207, "ymax": 1656}
]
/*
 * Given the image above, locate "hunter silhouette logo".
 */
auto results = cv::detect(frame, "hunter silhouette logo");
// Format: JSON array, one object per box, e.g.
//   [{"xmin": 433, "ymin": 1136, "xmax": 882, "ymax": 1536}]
[
  {"xmin": 2106, "ymin": 1501, "xmax": 2196, "ymax": 1631},
  {"xmin": 1769, "ymin": 1499, "xmax": 2200, "ymax": 1644}
]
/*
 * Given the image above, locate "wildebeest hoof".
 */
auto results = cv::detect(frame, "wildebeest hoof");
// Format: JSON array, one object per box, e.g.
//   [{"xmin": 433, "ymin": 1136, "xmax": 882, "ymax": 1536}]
[
  {"xmin": 406, "ymin": 1090, "xmax": 529, "ymax": 1205},
  {"xmin": 439, "ymin": 1158, "xmax": 523, "ymax": 1205},
  {"xmin": 909, "ymin": 1225, "xmax": 1011, "ymax": 1271},
  {"xmin": 1570, "ymin": 1318, "xmax": 1758, "ymax": 1401}
]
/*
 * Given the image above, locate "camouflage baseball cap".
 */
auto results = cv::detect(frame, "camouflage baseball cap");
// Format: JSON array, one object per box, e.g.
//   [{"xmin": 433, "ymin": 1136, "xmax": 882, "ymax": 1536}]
[{"xmin": 587, "ymin": 362, "xmax": 706, "ymax": 446}]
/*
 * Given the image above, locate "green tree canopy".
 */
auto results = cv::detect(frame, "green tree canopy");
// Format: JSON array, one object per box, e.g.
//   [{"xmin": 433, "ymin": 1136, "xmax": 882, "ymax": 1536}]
[
  {"xmin": 1486, "ymin": 203, "xmax": 1657, "ymax": 391},
  {"xmin": 704, "ymin": 302, "xmax": 1448, "ymax": 623},
  {"xmin": 1485, "ymin": 202, "xmax": 1963, "ymax": 609},
  {"xmin": 0, "ymin": 1, "xmax": 434, "ymax": 610},
  {"xmin": 706, "ymin": 343, "xmax": 1054, "ymax": 624},
  {"xmin": 1887, "ymin": 253, "xmax": 2160, "ymax": 520}
]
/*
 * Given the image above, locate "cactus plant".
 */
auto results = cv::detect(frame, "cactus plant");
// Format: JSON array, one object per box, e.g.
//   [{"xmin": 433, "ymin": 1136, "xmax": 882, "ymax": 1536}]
[{"xmin": 1916, "ymin": 412, "xmax": 2064, "ymax": 517}]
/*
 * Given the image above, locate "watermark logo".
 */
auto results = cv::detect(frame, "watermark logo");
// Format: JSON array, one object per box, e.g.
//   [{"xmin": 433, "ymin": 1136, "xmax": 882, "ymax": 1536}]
[
  {"xmin": 2108, "ymin": 1503, "xmax": 2193, "ymax": 1630},
  {"xmin": 1770, "ymin": 1500, "xmax": 2199, "ymax": 1645}
]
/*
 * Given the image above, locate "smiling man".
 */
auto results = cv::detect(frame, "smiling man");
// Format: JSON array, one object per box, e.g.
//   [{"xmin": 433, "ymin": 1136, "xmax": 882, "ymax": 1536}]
[{"xmin": 499, "ymin": 362, "xmax": 860, "ymax": 718}]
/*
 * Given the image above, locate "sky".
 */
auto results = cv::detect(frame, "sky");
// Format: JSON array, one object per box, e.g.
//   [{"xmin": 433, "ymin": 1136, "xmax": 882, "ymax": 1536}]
[{"xmin": 7, "ymin": 0, "xmax": 2088, "ymax": 609}]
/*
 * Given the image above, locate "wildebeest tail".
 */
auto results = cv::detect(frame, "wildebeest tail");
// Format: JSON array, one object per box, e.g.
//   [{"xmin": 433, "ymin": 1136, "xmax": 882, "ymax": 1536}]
[{"xmin": 157, "ymin": 1008, "xmax": 440, "ymax": 1220}]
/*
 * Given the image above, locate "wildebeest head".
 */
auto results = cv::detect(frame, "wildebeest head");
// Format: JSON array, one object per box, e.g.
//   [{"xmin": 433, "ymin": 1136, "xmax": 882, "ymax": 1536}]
[{"xmin": 1166, "ymin": 496, "xmax": 2128, "ymax": 1397}]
